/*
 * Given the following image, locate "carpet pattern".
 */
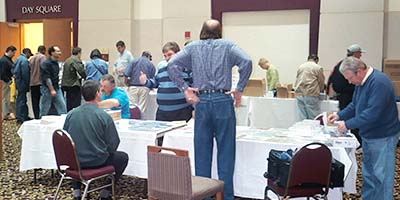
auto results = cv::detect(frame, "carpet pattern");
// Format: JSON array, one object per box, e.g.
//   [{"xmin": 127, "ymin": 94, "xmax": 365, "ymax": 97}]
[{"xmin": 1, "ymin": 120, "xmax": 398, "ymax": 199}]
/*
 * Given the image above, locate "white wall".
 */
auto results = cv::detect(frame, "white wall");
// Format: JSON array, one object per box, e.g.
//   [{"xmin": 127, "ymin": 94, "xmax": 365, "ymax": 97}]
[
  {"xmin": 385, "ymin": 0, "xmax": 400, "ymax": 59},
  {"xmin": 319, "ymin": 0, "xmax": 384, "ymax": 76},
  {"xmin": 78, "ymin": 0, "xmax": 134, "ymax": 70},
  {"xmin": 222, "ymin": 10, "xmax": 310, "ymax": 85},
  {"xmin": 0, "ymin": 0, "xmax": 5, "ymax": 22}
]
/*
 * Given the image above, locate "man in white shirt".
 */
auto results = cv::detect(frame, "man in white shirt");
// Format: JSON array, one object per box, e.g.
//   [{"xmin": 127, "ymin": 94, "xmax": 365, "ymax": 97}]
[{"xmin": 113, "ymin": 40, "xmax": 134, "ymax": 87}]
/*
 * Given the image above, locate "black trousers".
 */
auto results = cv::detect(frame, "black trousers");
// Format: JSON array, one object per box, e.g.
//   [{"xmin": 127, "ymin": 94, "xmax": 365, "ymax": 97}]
[
  {"xmin": 30, "ymin": 85, "xmax": 41, "ymax": 119},
  {"xmin": 62, "ymin": 86, "xmax": 82, "ymax": 112},
  {"xmin": 72, "ymin": 151, "xmax": 129, "ymax": 190}
]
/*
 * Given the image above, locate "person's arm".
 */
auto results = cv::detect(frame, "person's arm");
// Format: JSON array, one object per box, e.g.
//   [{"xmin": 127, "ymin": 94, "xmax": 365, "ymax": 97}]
[
  {"xmin": 230, "ymin": 45, "xmax": 252, "ymax": 93},
  {"xmin": 104, "ymin": 118, "xmax": 120, "ymax": 152},
  {"xmin": 40, "ymin": 61, "xmax": 56, "ymax": 96},
  {"xmin": 342, "ymin": 81, "xmax": 390, "ymax": 131},
  {"xmin": 22, "ymin": 60, "xmax": 30, "ymax": 89},
  {"xmin": 168, "ymin": 48, "xmax": 193, "ymax": 91},
  {"xmin": 97, "ymin": 98, "xmax": 120, "ymax": 109},
  {"xmin": 318, "ymin": 67, "xmax": 325, "ymax": 93},
  {"xmin": 269, "ymin": 68, "xmax": 279, "ymax": 90},
  {"xmin": 74, "ymin": 60, "xmax": 86, "ymax": 79}
]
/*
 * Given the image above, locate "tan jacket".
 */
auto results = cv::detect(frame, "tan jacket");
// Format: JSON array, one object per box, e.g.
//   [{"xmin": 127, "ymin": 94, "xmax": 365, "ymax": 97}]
[
  {"xmin": 29, "ymin": 53, "xmax": 46, "ymax": 86},
  {"xmin": 294, "ymin": 61, "xmax": 325, "ymax": 96}
]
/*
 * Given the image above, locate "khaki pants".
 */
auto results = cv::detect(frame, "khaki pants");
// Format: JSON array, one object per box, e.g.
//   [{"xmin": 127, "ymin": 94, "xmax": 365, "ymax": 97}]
[
  {"xmin": 127, "ymin": 86, "xmax": 150, "ymax": 113},
  {"xmin": 1, "ymin": 80, "xmax": 11, "ymax": 118}
]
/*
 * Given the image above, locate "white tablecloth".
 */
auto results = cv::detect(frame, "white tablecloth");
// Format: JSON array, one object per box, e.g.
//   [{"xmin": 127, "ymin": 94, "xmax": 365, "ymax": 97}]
[
  {"xmin": 162, "ymin": 124, "xmax": 358, "ymax": 199},
  {"xmin": 236, "ymin": 97, "xmax": 339, "ymax": 128},
  {"xmin": 17, "ymin": 118, "xmax": 177, "ymax": 178}
]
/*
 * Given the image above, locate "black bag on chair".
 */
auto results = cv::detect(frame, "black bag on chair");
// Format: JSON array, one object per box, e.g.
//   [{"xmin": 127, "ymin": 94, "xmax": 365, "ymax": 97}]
[{"xmin": 264, "ymin": 149, "xmax": 292, "ymax": 187}]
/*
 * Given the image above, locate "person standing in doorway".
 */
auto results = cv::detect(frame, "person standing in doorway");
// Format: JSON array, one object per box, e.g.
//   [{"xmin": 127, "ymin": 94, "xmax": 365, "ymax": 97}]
[
  {"xmin": 13, "ymin": 48, "xmax": 32, "ymax": 123},
  {"xmin": 40, "ymin": 45, "xmax": 67, "ymax": 117},
  {"xmin": 0, "ymin": 46, "xmax": 17, "ymax": 120},
  {"xmin": 29, "ymin": 45, "xmax": 46, "ymax": 119}
]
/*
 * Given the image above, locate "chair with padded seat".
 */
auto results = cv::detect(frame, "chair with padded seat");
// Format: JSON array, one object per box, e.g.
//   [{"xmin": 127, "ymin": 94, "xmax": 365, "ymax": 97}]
[
  {"xmin": 129, "ymin": 104, "xmax": 141, "ymax": 119},
  {"xmin": 265, "ymin": 142, "xmax": 332, "ymax": 200},
  {"xmin": 52, "ymin": 129, "xmax": 115, "ymax": 200},
  {"xmin": 147, "ymin": 145, "xmax": 224, "ymax": 200}
]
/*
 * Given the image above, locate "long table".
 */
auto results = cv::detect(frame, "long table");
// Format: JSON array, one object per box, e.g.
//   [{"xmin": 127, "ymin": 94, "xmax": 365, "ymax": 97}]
[
  {"xmin": 162, "ymin": 123, "xmax": 359, "ymax": 199},
  {"xmin": 18, "ymin": 118, "xmax": 183, "ymax": 178}
]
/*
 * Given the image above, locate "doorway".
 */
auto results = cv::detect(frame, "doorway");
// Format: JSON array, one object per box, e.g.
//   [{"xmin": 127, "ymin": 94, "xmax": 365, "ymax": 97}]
[{"xmin": 0, "ymin": 18, "xmax": 73, "ymax": 61}]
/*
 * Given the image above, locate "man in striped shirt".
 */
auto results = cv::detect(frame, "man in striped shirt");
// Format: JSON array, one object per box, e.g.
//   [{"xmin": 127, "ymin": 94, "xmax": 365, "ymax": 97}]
[{"xmin": 140, "ymin": 42, "xmax": 193, "ymax": 122}]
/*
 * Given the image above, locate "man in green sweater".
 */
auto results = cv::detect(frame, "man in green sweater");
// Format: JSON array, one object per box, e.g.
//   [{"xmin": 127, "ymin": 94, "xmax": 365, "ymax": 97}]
[
  {"xmin": 258, "ymin": 58, "xmax": 280, "ymax": 91},
  {"xmin": 63, "ymin": 80, "xmax": 129, "ymax": 200}
]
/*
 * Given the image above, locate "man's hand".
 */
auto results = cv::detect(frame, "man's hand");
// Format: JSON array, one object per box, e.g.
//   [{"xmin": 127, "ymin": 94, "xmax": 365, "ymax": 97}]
[
  {"xmin": 139, "ymin": 71, "xmax": 147, "ymax": 85},
  {"xmin": 117, "ymin": 67, "xmax": 125, "ymax": 74},
  {"xmin": 184, "ymin": 87, "xmax": 199, "ymax": 105},
  {"xmin": 230, "ymin": 90, "xmax": 242, "ymax": 107},
  {"xmin": 328, "ymin": 113, "xmax": 339, "ymax": 123},
  {"xmin": 336, "ymin": 121, "xmax": 348, "ymax": 133},
  {"xmin": 50, "ymin": 89, "xmax": 57, "ymax": 97}
]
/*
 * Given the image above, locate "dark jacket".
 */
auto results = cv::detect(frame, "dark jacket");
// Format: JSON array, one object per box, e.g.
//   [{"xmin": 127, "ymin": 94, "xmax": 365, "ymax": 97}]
[{"xmin": 0, "ymin": 55, "xmax": 14, "ymax": 83}]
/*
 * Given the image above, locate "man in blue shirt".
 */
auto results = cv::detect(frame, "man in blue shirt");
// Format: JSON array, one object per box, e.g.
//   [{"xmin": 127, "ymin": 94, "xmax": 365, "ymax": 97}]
[
  {"xmin": 40, "ymin": 45, "xmax": 67, "ymax": 117},
  {"xmin": 99, "ymin": 74, "xmax": 130, "ymax": 119},
  {"xmin": 13, "ymin": 48, "xmax": 32, "ymax": 123},
  {"xmin": 168, "ymin": 19, "xmax": 252, "ymax": 200},
  {"xmin": 328, "ymin": 57, "xmax": 400, "ymax": 200},
  {"xmin": 124, "ymin": 51, "xmax": 155, "ymax": 113}
]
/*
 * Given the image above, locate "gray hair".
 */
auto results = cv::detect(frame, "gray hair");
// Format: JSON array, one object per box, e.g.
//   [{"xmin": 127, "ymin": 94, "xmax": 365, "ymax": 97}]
[{"xmin": 339, "ymin": 56, "xmax": 367, "ymax": 74}]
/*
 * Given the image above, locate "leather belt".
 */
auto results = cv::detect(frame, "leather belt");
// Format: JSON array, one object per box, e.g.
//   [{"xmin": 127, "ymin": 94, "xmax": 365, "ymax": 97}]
[{"xmin": 197, "ymin": 89, "xmax": 229, "ymax": 95}]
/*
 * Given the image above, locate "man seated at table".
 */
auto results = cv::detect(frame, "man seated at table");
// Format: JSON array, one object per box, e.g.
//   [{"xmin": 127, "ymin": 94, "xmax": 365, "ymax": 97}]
[
  {"xmin": 63, "ymin": 80, "xmax": 129, "ymax": 200},
  {"xmin": 98, "ymin": 74, "xmax": 130, "ymax": 119}
]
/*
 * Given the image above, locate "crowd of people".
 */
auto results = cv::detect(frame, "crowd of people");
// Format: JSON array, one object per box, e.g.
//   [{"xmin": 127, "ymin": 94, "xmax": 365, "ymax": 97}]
[{"xmin": 1, "ymin": 19, "xmax": 399, "ymax": 200}]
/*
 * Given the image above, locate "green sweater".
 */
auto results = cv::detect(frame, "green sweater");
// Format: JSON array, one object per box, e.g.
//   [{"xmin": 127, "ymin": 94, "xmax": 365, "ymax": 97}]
[
  {"xmin": 266, "ymin": 64, "xmax": 279, "ymax": 91},
  {"xmin": 63, "ymin": 103, "xmax": 120, "ymax": 167},
  {"xmin": 61, "ymin": 55, "xmax": 86, "ymax": 87}
]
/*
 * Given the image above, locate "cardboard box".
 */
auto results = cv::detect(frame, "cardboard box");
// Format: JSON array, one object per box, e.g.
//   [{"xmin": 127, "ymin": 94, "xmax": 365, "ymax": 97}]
[
  {"xmin": 393, "ymin": 81, "xmax": 400, "ymax": 96},
  {"xmin": 243, "ymin": 78, "xmax": 266, "ymax": 97},
  {"xmin": 106, "ymin": 110, "xmax": 121, "ymax": 121},
  {"xmin": 384, "ymin": 60, "xmax": 400, "ymax": 81},
  {"xmin": 276, "ymin": 83, "xmax": 293, "ymax": 98}
]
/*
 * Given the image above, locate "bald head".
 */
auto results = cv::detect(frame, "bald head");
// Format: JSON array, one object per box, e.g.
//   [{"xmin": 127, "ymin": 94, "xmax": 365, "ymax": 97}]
[{"xmin": 200, "ymin": 19, "xmax": 222, "ymax": 40}]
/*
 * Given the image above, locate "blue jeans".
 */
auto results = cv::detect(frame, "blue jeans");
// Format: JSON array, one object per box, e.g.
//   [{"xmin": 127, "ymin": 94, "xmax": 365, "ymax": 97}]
[
  {"xmin": 16, "ymin": 89, "xmax": 28, "ymax": 121},
  {"xmin": 361, "ymin": 133, "xmax": 399, "ymax": 200},
  {"xmin": 194, "ymin": 93, "xmax": 236, "ymax": 200},
  {"xmin": 40, "ymin": 86, "xmax": 67, "ymax": 117},
  {"xmin": 296, "ymin": 96, "xmax": 321, "ymax": 120}
]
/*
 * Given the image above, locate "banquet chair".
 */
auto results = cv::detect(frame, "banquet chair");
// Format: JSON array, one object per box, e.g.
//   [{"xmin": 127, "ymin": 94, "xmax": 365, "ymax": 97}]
[
  {"xmin": 265, "ymin": 142, "xmax": 332, "ymax": 200},
  {"xmin": 130, "ymin": 104, "xmax": 141, "ymax": 119},
  {"xmin": 52, "ymin": 129, "xmax": 115, "ymax": 200},
  {"xmin": 147, "ymin": 145, "xmax": 224, "ymax": 200},
  {"xmin": 314, "ymin": 113, "xmax": 325, "ymax": 126}
]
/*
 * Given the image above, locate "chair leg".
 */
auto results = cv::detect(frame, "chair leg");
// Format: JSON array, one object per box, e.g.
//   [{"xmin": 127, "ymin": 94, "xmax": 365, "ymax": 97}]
[
  {"xmin": 111, "ymin": 175, "xmax": 115, "ymax": 200},
  {"xmin": 216, "ymin": 191, "xmax": 223, "ymax": 200},
  {"xmin": 53, "ymin": 174, "xmax": 65, "ymax": 200},
  {"xmin": 81, "ymin": 181, "xmax": 91, "ymax": 200}
]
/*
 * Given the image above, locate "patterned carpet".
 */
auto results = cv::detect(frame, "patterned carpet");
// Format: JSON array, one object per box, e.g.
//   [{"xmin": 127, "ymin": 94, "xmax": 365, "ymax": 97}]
[{"xmin": 0, "ymin": 120, "xmax": 398, "ymax": 199}]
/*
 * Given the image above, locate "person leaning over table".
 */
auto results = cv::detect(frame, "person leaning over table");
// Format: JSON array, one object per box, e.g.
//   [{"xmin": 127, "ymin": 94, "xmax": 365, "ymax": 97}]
[
  {"xmin": 328, "ymin": 56, "xmax": 400, "ymax": 200},
  {"xmin": 63, "ymin": 80, "xmax": 129, "ymax": 200},
  {"xmin": 168, "ymin": 19, "xmax": 252, "ymax": 200},
  {"xmin": 97, "ymin": 74, "xmax": 130, "ymax": 119}
]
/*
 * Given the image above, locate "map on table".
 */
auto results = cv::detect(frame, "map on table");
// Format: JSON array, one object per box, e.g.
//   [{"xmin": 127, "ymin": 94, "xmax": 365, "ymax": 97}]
[{"xmin": 116, "ymin": 119, "xmax": 186, "ymax": 133}]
